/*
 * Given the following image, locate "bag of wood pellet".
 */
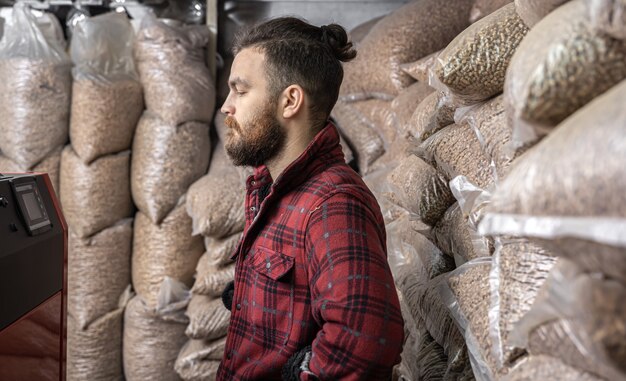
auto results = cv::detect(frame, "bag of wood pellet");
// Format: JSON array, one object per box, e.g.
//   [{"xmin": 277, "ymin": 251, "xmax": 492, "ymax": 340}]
[
  {"xmin": 470, "ymin": 0, "xmax": 514, "ymax": 22},
  {"xmin": 400, "ymin": 51, "xmax": 441, "ymax": 83},
  {"xmin": 430, "ymin": 4, "xmax": 529, "ymax": 106},
  {"xmin": 349, "ymin": 16, "xmax": 384, "ymax": 46},
  {"xmin": 133, "ymin": 197, "xmax": 204, "ymax": 307},
  {"xmin": 202, "ymin": 232, "xmax": 241, "ymax": 268},
  {"xmin": 505, "ymin": 0, "xmax": 626, "ymax": 148},
  {"xmin": 60, "ymin": 147, "xmax": 133, "ymax": 238},
  {"xmin": 340, "ymin": 0, "xmax": 474, "ymax": 99},
  {"xmin": 441, "ymin": 258, "xmax": 503, "ymax": 380},
  {"xmin": 68, "ymin": 218, "xmax": 132, "ymax": 330},
  {"xmin": 175, "ymin": 338, "xmax": 225, "ymax": 381},
  {"xmin": 387, "ymin": 82, "xmax": 435, "ymax": 141},
  {"xmin": 131, "ymin": 112, "xmax": 211, "ymax": 224},
  {"xmin": 124, "ymin": 286, "xmax": 189, "ymax": 381},
  {"xmin": 514, "ymin": 0, "xmax": 571, "ymax": 27},
  {"xmin": 503, "ymin": 355, "xmax": 604, "ymax": 381},
  {"xmin": 488, "ymin": 239, "xmax": 558, "ymax": 370},
  {"xmin": 67, "ymin": 287, "xmax": 131, "ymax": 381},
  {"xmin": 185, "ymin": 294, "xmax": 231, "ymax": 341},
  {"xmin": 192, "ymin": 261, "xmax": 235, "ymax": 297},
  {"xmin": 395, "ymin": 291, "xmax": 427, "ymax": 381},
  {"xmin": 69, "ymin": 12, "xmax": 143, "ymax": 164},
  {"xmin": 509, "ymin": 261, "xmax": 626, "ymax": 380},
  {"xmin": 585, "ymin": 0, "xmax": 626, "ymax": 39},
  {"xmin": 186, "ymin": 144, "xmax": 250, "ymax": 238},
  {"xmin": 416, "ymin": 124, "xmax": 495, "ymax": 190},
  {"xmin": 0, "ymin": 4, "xmax": 70, "ymax": 168},
  {"xmin": 480, "ymin": 80, "xmax": 626, "ymax": 283},
  {"xmin": 331, "ymin": 100, "xmax": 389, "ymax": 174},
  {"xmin": 135, "ymin": 14, "xmax": 215, "ymax": 126},
  {"xmin": 383, "ymin": 154, "xmax": 456, "ymax": 226},
  {"xmin": 0, "ymin": 145, "xmax": 62, "ymax": 195},
  {"xmin": 403, "ymin": 92, "xmax": 456, "ymax": 143}
]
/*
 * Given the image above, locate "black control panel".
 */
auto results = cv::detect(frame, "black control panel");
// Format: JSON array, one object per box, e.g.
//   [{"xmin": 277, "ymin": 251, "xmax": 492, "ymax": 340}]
[{"xmin": 0, "ymin": 174, "xmax": 64, "ymax": 331}]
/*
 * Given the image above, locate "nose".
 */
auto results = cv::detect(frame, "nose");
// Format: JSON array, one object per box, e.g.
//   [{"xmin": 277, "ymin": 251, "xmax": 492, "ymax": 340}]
[{"xmin": 221, "ymin": 92, "xmax": 235, "ymax": 116}]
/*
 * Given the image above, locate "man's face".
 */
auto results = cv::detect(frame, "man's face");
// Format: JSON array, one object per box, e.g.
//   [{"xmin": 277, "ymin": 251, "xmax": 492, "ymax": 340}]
[{"xmin": 221, "ymin": 48, "xmax": 286, "ymax": 167}]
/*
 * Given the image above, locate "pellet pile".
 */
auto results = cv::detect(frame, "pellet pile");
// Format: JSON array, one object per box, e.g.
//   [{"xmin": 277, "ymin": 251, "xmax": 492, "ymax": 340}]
[
  {"xmin": 59, "ymin": 13, "xmax": 141, "ymax": 381},
  {"xmin": 0, "ymin": 5, "xmax": 69, "ymax": 195},
  {"xmin": 127, "ymin": 14, "xmax": 214, "ymax": 381}
]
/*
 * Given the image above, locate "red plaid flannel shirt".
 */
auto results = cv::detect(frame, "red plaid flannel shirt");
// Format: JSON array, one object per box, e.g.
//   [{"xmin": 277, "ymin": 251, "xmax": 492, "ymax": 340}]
[{"xmin": 217, "ymin": 123, "xmax": 403, "ymax": 380}]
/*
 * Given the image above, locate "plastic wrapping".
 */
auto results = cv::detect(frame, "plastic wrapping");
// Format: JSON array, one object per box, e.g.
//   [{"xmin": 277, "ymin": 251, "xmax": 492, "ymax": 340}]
[
  {"xmin": 441, "ymin": 258, "xmax": 501, "ymax": 380},
  {"xmin": 60, "ymin": 147, "xmax": 133, "ymax": 238},
  {"xmin": 504, "ymin": 0, "xmax": 626, "ymax": 148},
  {"xmin": 349, "ymin": 16, "xmax": 383, "ymax": 46},
  {"xmin": 192, "ymin": 262, "xmax": 235, "ymax": 297},
  {"xmin": 429, "ymin": 4, "xmax": 528, "ymax": 106},
  {"xmin": 68, "ymin": 219, "xmax": 132, "ymax": 330},
  {"xmin": 350, "ymin": 98, "xmax": 395, "ymax": 148},
  {"xmin": 340, "ymin": 0, "xmax": 473, "ymax": 98},
  {"xmin": 175, "ymin": 338, "xmax": 224, "ymax": 381},
  {"xmin": 384, "ymin": 154, "xmax": 456, "ymax": 226},
  {"xmin": 66, "ymin": 286, "xmax": 131, "ymax": 381},
  {"xmin": 160, "ymin": 0, "xmax": 206, "ymax": 25},
  {"xmin": 69, "ymin": 12, "xmax": 143, "ymax": 164},
  {"xmin": 509, "ymin": 261, "xmax": 626, "ymax": 380},
  {"xmin": 514, "ymin": 0, "xmax": 570, "ymax": 27},
  {"xmin": 185, "ymin": 294, "xmax": 231, "ymax": 341},
  {"xmin": 400, "ymin": 50, "xmax": 441, "ymax": 83},
  {"xmin": 123, "ymin": 291, "xmax": 189, "ymax": 381},
  {"xmin": 133, "ymin": 197, "xmax": 204, "ymax": 307},
  {"xmin": 470, "ymin": 0, "xmax": 514, "ymax": 22},
  {"xmin": 395, "ymin": 290, "xmax": 432, "ymax": 381},
  {"xmin": 586, "ymin": 0, "xmax": 626, "ymax": 39},
  {"xmin": 403, "ymin": 92, "xmax": 456, "ymax": 143},
  {"xmin": 388, "ymin": 82, "xmax": 435, "ymax": 140},
  {"xmin": 503, "ymin": 355, "xmax": 603, "ymax": 381},
  {"xmin": 0, "ymin": 4, "xmax": 70, "ymax": 168},
  {"xmin": 416, "ymin": 124, "xmax": 495, "ymax": 189},
  {"xmin": 186, "ymin": 144, "xmax": 250, "ymax": 238},
  {"xmin": 330, "ymin": 100, "xmax": 387, "ymax": 173},
  {"xmin": 487, "ymin": 239, "xmax": 558, "ymax": 370},
  {"xmin": 202, "ymin": 232, "xmax": 241, "ymax": 268},
  {"xmin": 480, "ymin": 79, "xmax": 626, "ymax": 282},
  {"xmin": 131, "ymin": 112, "xmax": 211, "ymax": 224},
  {"xmin": 134, "ymin": 14, "xmax": 215, "ymax": 126},
  {"xmin": 0, "ymin": 144, "xmax": 62, "ymax": 194}
]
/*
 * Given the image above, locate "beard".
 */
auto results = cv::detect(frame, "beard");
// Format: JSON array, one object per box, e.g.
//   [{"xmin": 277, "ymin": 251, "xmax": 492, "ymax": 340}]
[{"xmin": 224, "ymin": 105, "xmax": 286, "ymax": 167}]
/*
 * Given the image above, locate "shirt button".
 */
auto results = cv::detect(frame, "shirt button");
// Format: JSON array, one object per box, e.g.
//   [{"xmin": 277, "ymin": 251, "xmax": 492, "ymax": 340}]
[
  {"xmin": 251, "ymin": 180, "xmax": 256, "ymax": 186},
  {"xmin": 250, "ymin": 206, "xmax": 256, "ymax": 212},
  {"xmin": 265, "ymin": 262, "xmax": 271, "ymax": 269},
  {"xmin": 236, "ymin": 303, "xmax": 242, "ymax": 310}
]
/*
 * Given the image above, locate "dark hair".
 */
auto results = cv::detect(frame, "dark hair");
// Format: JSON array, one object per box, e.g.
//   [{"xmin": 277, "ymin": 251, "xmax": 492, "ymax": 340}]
[{"xmin": 232, "ymin": 17, "xmax": 357, "ymax": 127}]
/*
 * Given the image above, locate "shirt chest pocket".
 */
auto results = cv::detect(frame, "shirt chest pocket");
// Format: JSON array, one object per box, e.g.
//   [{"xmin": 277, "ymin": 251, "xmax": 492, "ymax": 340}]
[{"xmin": 245, "ymin": 246, "xmax": 295, "ymax": 344}]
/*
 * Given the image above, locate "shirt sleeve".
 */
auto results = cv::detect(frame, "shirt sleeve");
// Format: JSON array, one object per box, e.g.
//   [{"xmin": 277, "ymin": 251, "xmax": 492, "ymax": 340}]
[{"xmin": 303, "ymin": 191, "xmax": 404, "ymax": 381}]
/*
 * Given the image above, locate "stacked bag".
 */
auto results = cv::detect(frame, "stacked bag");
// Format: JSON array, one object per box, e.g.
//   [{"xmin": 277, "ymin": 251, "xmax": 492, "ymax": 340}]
[
  {"xmin": 124, "ymin": 14, "xmax": 215, "ymax": 381},
  {"xmin": 0, "ymin": 4, "xmax": 70, "ymax": 194},
  {"xmin": 59, "ymin": 12, "xmax": 142, "ymax": 381},
  {"xmin": 334, "ymin": 0, "xmax": 626, "ymax": 379}
]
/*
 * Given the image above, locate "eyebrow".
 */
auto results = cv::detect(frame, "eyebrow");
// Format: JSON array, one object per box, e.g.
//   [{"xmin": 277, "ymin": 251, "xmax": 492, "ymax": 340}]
[{"xmin": 229, "ymin": 77, "xmax": 251, "ymax": 88}]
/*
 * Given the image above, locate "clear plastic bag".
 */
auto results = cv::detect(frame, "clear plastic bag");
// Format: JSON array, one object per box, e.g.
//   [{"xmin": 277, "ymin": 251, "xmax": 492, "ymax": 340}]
[
  {"xmin": 470, "ymin": 0, "xmax": 514, "ymax": 23},
  {"xmin": 185, "ymin": 143, "xmax": 250, "ymax": 238},
  {"xmin": 69, "ymin": 12, "xmax": 144, "ymax": 164},
  {"xmin": 133, "ymin": 197, "xmax": 204, "ymax": 308},
  {"xmin": 60, "ymin": 147, "xmax": 133, "ymax": 238},
  {"xmin": 585, "ymin": 0, "xmax": 626, "ymax": 39},
  {"xmin": 480, "ymin": 79, "xmax": 626, "ymax": 282},
  {"xmin": 388, "ymin": 82, "xmax": 435, "ymax": 140},
  {"xmin": 514, "ymin": 0, "xmax": 571, "ymax": 27},
  {"xmin": 400, "ymin": 50, "xmax": 441, "ymax": 83},
  {"xmin": 131, "ymin": 112, "xmax": 211, "ymax": 224},
  {"xmin": 395, "ymin": 290, "xmax": 431, "ymax": 381},
  {"xmin": 0, "ymin": 3, "xmax": 70, "ymax": 168},
  {"xmin": 503, "ymin": 355, "xmax": 604, "ymax": 381},
  {"xmin": 192, "ymin": 261, "xmax": 235, "ymax": 297},
  {"xmin": 185, "ymin": 294, "xmax": 231, "ymax": 341},
  {"xmin": 504, "ymin": 0, "xmax": 626, "ymax": 148},
  {"xmin": 349, "ymin": 16, "xmax": 384, "ymax": 46},
  {"xmin": 508, "ymin": 261, "xmax": 626, "ymax": 380},
  {"xmin": 175, "ymin": 338, "xmax": 224, "ymax": 381},
  {"xmin": 383, "ymin": 154, "xmax": 456, "ymax": 226},
  {"xmin": 135, "ymin": 13, "xmax": 215, "ymax": 126},
  {"xmin": 340, "ymin": 0, "xmax": 473, "ymax": 99},
  {"xmin": 403, "ymin": 91, "xmax": 456, "ymax": 142},
  {"xmin": 202, "ymin": 232, "xmax": 241, "ymax": 268},
  {"xmin": 429, "ymin": 4, "xmax": 528, "ymax": 106}
]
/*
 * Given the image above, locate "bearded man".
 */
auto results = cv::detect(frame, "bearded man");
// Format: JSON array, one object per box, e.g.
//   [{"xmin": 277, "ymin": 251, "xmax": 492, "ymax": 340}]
[{"xmin": 216, "ymin": 17, "xmax": 404, "ymax": 381}]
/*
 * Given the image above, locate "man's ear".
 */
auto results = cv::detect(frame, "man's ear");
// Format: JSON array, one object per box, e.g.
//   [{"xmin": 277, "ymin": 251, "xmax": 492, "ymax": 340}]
[{"xmin": 280, "ymin": 85, "xmax": 305, "ymax": 119}]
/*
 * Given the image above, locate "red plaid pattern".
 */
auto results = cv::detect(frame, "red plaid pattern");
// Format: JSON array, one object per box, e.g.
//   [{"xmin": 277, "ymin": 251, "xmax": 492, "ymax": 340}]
[{"xmin": 217, "ymin": 123, "xmax": 403, "ymax": 380}]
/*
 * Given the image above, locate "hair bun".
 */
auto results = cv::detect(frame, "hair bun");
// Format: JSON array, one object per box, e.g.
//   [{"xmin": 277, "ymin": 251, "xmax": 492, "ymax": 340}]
[{"xmin": 320, "ymin": 24, "xmax": 357, "ymax": 62}]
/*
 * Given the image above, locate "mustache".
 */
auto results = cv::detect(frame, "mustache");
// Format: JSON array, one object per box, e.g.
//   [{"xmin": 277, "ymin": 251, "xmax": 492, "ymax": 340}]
[{"xmin": 224, "ymin": 116, "xmax": 241, "ymax": 131}]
